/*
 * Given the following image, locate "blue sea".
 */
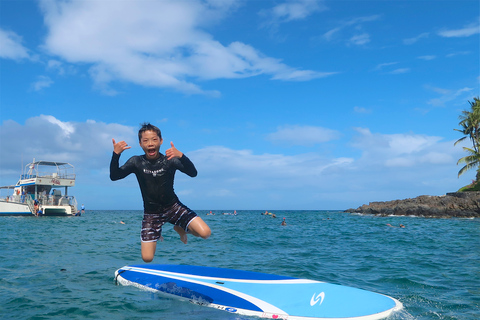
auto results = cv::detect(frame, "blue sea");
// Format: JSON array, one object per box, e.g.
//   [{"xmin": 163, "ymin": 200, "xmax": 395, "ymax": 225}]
[{"xmin": 1, "ymin": 210, "xmax": 478, "ymax": 320}]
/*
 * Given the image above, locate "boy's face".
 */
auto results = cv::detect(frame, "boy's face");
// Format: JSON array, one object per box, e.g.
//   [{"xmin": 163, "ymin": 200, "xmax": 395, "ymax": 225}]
[{"xmin": 139, "ymin": 130, "xmax": 163, "ymax": 160}]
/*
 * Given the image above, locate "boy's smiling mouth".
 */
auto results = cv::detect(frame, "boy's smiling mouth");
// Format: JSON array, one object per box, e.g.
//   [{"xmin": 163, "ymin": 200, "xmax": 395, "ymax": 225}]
[{"xmin": 147, "ymin": 148, "xmax": 157, "ymax": 156}]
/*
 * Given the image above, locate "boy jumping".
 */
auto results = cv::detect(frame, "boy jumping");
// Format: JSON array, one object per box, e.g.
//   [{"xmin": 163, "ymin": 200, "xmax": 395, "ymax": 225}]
[{"xmin": 110, "ymin": 123, "xmax": 211, "ymax": 262}]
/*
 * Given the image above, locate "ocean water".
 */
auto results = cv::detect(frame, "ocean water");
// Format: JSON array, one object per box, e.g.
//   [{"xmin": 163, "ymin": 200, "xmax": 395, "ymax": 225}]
[{"xmin": 0, "ymin": 210, "xmax": 478, "ymax": 320}]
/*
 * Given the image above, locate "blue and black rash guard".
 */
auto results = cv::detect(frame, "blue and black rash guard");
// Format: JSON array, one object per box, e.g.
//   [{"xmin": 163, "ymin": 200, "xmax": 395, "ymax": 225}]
[{"xmin": 110, "ymin": 152, "xmax": 197, "ymax": 213}]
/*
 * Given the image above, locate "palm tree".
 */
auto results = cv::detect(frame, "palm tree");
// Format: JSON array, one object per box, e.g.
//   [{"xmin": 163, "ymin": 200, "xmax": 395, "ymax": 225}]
[
  {"xmin": 457, "ymin": 147, "xmax": 480, "ymax": 179},
  {"xmin": 455, "ymin": 97, "xmax": 480, "ymax": 179}
]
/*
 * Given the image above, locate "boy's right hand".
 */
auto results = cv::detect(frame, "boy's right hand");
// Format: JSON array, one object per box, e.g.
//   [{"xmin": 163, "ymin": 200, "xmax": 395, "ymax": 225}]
[{"xmin": 112, "ymin": 138, "xmax": 131, "ymax": 155}]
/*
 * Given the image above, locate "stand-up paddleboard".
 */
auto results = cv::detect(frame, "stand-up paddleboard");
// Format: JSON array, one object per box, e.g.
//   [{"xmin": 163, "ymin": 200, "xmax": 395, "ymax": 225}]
[{"xmin": 115, "ymin": 264, "xmax": 402, "ymax": 320}]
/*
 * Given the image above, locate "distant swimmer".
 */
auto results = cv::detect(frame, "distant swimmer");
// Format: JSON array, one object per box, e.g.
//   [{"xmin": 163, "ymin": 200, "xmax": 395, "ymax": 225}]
[
  {"xmin": 387, "ymin": 223, "xmax": 405, "ymax": 228},
  {"xmin": 281, "ymin": 218, "xmax": 287, "ymax": 226}
]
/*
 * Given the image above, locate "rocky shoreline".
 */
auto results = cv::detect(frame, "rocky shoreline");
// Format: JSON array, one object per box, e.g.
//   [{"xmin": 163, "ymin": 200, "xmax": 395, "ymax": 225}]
[{"xmin": 344, "ymin": 192, "xmax": 480, "ymax": 218}]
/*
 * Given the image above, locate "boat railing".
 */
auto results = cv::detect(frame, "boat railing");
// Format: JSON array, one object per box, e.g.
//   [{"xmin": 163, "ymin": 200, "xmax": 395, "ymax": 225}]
[
  {"xmin": 1, "ymin": 194, "xmax": 25, "ymax": 204},
  {"xmin": 70, "ymin": 197, "xmax": 78, "ymax": 213},
  {"xmin": 1, "ymin": 193, "xmax": 78, "ymax": 207},
  {"xmin": 20, "ymin": 173, "xmax": 76, "ymax": 180},
  {"xmin": 37, "ymin": 194, "xmax": 77, "ymax": 207},
  {"xmin": 25, "ymin": 197, "xmax": 35, "ymax": 215},
  {"xmin": 22, "ymin": 161, "xmax": 76, "ymax": 181}
]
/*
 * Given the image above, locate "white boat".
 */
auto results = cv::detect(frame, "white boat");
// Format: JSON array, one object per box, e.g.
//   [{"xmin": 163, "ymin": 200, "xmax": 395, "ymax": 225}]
[{"xmin": 0, "ymin": 160, "xmax": 78, "ymax": 216}]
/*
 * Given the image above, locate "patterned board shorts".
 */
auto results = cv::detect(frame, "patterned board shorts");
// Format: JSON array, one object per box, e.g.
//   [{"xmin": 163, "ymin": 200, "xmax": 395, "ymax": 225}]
[{"xmin": 141, "ymin": 201, "xmax": 198, "ymax": 242}]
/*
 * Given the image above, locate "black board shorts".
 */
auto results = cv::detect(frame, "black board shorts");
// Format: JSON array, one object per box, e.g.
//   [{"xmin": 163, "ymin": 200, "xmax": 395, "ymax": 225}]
[{"xmin": 141, "ymin": 201, "xmax": 197, "ymax": 242}]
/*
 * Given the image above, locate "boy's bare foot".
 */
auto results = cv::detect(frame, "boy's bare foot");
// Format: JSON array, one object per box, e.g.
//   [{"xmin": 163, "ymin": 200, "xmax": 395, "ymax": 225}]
[{"xmin": 174, "ymin": 225, "xmax": 188, "ymax": 244}]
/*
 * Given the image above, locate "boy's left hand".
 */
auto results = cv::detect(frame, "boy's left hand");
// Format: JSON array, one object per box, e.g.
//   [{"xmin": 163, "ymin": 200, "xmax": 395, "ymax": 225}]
[{"xmin": 165, "ymin": 142, "xmax": 183, "ymax": 160}]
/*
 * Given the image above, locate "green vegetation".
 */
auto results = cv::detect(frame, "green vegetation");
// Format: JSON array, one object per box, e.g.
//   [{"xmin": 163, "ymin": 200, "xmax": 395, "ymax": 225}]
[
  {"xmin": 455, "ymin": 97, "xmax": 480, "ymax": 191},
  {"xmin": 458, "ymin": 183, "xmax": 480, "ymax": 192}
]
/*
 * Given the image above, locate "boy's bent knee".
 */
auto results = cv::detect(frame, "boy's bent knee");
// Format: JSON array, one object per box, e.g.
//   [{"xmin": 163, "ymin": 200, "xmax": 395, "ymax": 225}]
[
  {"xmin": 142, "ymin": 253, "xmax": 154, "ymax": 263},
  {"xmin": 189, "ymin": 217, "xmax": 211, "ymax": 239},
  {"xmin": 200, "ymin": 227, "xmax": 211, "ymax": 239}
]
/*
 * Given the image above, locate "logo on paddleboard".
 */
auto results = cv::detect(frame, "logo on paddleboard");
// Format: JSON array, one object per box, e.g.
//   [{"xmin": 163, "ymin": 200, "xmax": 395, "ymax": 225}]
[
  {"xmin": 310, "ymin": 292, "xmax": 325, "ymax": 306},
  {"xmin": 225, "ymin": 307, "xmax": 237, "ymax": 313}
]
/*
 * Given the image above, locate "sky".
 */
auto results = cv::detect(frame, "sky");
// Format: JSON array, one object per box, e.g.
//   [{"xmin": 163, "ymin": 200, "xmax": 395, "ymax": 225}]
[{"xmin": 0, "ymin": 0, "xmax": 479, "ymax": 210}]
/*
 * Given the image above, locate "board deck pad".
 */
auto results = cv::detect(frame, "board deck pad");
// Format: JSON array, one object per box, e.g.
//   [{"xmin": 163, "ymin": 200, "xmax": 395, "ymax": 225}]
[{"xmin": 115, "ymin": 264, "xmax": 403, "ymax": 320}]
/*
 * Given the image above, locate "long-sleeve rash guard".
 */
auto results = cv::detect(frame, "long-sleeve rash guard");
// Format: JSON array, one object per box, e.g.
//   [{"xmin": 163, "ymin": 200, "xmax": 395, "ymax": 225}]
[{"xmin": 110, "ymin": 152, "xmax": 197, "ymax": 213}]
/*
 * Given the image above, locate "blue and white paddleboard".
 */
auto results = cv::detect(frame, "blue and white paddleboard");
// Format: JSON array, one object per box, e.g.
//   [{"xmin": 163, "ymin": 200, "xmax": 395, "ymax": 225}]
[{"xmin": 115, "ymin": 264, "xmax": 402, "ymax": 320}]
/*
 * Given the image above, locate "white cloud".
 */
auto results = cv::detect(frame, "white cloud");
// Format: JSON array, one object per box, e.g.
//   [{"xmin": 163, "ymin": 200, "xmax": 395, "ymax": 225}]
[
  {"xmin": 403, "ymin": 32, "xmax": 429, "ymax": 45},
  {"xmin": 354, "ymin": 106, "xmax": 371, "ymax": 114},
  {"xmin": 417, "ymin": 55, "xmax": 436, "ymax": 61},
  {"xmin": 421, "ymin": 151, "xmax": 455, "ymax": 165},
  {"xmin": 438, "ymin": 20, "xmax": 480, "ymax": 37},
  {"xmin": 323, "ymin": 14, "xmax": 381, "ymax": 45},
  {"xmin": 266, "ymin": 125, "xmax": 341, "ymax": 146},
  {"xmin": 373, "ymin": 62, "xmax": 398, "ymax": 71},
  {"xmin": 47, "ymin": 60, "xmax": 64, "ymax": 75},
  {"xmin": 389, "ymin": 68, "xmax": 410, "ymax": 74},
  {"xmin": 323, "ymin": 27, "xmax": 342, "ymax": 41},
  {"xmin": 349, "ymin": 33, "xmax": 370, "ymax": 46},
  {"xmin": 0, "ymin": 29, "xmax": 30, "ymax": 60},
  {"xmin": 38, "ymin": 0, "xmax": 330, "ymax": 95},
  {"xmin": 32, "ymin": 76, "xmax": 54, "ymax": 91},
  {"xmin": 373, "ymin": 62, "xmax": 409, "ymax": 75},
  {"xmin": 271, "ymin": 69, "xmax": 337, "ymax": 81},
  {"xmin": 190, "ymin": 145, "xmax": 353, "ymax": 189},
  {"xmin": 446, "ymin": 51, "xmax": 471, "ymax": 58},
  {"xmin": 190, "ymin": 41, "xmax": 335, "ymax": 82},
  {"xmin": 47, "ymin": 59, "xmax": 77, "ymax": 76},
  {"xmin": 264, "ymin": 0, "xmax": 327, "ymax": 24},
  {"xmin": 385, "ymin": 157, "xmax": 414, "ymax": 167},
  {"xmin": 351, "ymin": 127, "xmax": 456, "ymax": 167},
  {"xmin": 43, "ymin": 115, "xmax": 75, "ymax": 137},
  {"xmin": 427, "ymin": 86, "xmax": 474, "ymax": 107},
  {"xmin": 0, "ymin": 116, "xmax": 137, "ymax": 171}
]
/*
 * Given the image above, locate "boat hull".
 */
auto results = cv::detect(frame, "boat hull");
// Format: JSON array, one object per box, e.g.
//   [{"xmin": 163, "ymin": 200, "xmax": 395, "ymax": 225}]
[
  {"xmin": 0, "ymin": 200, "xmax": 75, "ymax": 216},
  {"xmin": 0, "ymin": 201, "xmax": 31, "ymax": 215},
  {"xmin": 42, "ymin": 205, "xmax": 74, "ymax": 216}
]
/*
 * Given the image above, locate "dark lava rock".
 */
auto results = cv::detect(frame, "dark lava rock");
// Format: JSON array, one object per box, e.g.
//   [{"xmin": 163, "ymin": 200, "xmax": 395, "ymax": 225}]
[{"xmin": 344, "ymin": 192, "xmax": 480, "ymax": 218}]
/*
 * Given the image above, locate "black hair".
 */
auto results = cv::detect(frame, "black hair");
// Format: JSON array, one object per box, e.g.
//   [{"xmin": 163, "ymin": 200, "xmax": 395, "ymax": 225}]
[{"xmin": 138, "ymin": 122, "xmax": 162, "ymax": 141}]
